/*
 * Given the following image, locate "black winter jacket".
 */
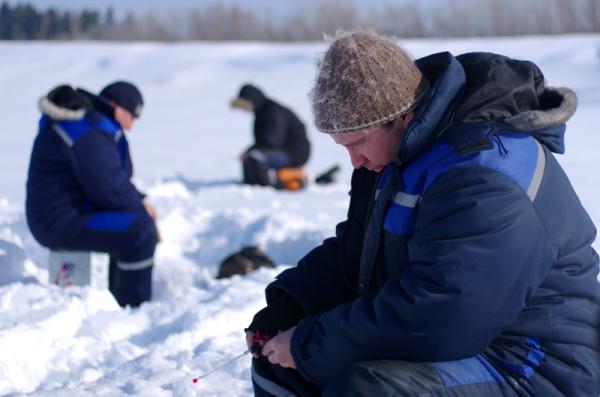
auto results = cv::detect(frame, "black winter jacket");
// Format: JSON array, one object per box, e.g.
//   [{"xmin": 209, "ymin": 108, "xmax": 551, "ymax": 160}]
[{"xmin": 239, "ymin": 85, "xmax": 310, "ymax": 166}]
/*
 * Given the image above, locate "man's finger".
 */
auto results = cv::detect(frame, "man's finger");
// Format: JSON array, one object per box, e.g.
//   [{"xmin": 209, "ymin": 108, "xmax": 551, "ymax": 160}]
[
  {"xmin": 267, "ymin": 353, "xmax": 279, "ymax": 365},
  {"xmin": 261, "ymin": 339, "xmax": 274, "ymax": 357}
]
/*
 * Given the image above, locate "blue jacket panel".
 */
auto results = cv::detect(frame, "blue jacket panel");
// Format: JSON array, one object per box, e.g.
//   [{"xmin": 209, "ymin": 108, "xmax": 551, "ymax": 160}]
[
  {"xmin": 269, "ymin": 52, "xmax": 600, "ymax": 396},
  {"xmin": 26, "ymin": 100, "xmax": 144, "ymax": 248}
]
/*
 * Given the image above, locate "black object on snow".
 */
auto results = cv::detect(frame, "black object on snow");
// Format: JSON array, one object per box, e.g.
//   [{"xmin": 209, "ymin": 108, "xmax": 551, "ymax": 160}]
[
  {"xmin": 217, "ymin": 246, "xmax": 275, "ymax": 279},
  {"xmin": 315, "ymin": 164, "xmax": 341, "ymax": 185}
]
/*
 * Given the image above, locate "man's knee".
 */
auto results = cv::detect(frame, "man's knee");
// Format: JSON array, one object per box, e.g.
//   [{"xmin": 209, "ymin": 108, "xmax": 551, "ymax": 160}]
[
  {"xmin": 243, "ymin": 155, "xmax": 270, "ymax": 186},
  {"xmin": 110, "ymin": 264, "xmax": 152, "ymax": 307},
  {"xmin": 322, "ymin": 362, "xmax": 384, "ymax": 397},
  {"xmin": 322, "ymin": 360, "xmax": 442, "ymax": 397},
  {"xmin": 119, "ymin": 212, "xmax": 158, "ymax": 262},
  {"xmin": 252, "ymin": 358, "xmax": 321, "ymax": 397}
]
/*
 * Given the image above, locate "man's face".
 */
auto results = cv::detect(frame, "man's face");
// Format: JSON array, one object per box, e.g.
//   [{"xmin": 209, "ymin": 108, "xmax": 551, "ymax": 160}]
[
  {"xmin": 231, "ymin": 97, "xmax": 254, "ymax": 112},
  {"xmin": 331, "ymin": 112, "xmax": 414, "ymax": 172},
  {"xmin": 114, "ymin": 104, "xmax": 135, "ymax": 130}
]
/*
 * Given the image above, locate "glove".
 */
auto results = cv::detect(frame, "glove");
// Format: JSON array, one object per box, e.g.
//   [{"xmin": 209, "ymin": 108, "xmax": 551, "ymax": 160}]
[{"xmin": 247, "ymin": 291, "xmax": 306, "ymax": 333}]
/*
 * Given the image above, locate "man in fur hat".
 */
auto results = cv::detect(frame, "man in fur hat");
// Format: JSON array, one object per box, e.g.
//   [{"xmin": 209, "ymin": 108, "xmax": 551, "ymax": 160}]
[
  {"xmin": 26, "ymin": 81, "xmax": 158, "ymax": 308},
  {"xmin": 244, "ymin": 31, "xmax": 600, "ymax": 397}
]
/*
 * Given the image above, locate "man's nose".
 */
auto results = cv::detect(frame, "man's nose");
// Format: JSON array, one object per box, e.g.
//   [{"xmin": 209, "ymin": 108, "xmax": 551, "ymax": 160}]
[{"xmin": 348, "ymin": 149, "xmax": 365, "ymax": 169}]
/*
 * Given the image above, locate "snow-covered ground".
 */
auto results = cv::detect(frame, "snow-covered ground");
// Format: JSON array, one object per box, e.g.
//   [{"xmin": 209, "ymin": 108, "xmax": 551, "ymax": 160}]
[{"xmin": 0, "ymin": 35, "xmax": 599, "ymax": 396}]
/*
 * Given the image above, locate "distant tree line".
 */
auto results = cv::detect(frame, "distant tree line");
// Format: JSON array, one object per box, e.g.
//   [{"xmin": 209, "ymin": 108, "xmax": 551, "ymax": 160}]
[
  {"xmin": 1, "ymin": 0, "xmax": 599, "ymax": 41},
  {"xmin": 0, "ymin": 2, "xmax": 107, "ymax": 39}
]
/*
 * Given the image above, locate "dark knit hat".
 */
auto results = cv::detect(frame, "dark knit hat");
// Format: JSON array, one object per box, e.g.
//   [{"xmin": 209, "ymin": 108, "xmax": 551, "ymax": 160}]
[
  {"xmin": 100, "ymin": 81, "xmax": 144, "ymax": 118},
  {"xmin": 310, "ymin": 31, "xmax": 430, "ymax": 133}
]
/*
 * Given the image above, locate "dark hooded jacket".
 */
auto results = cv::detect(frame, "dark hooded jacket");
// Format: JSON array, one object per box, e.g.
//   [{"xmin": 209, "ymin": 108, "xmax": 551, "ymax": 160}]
[
  {"xmin": 265, "ymin": 53, "xmax": 600, "ymax": 396},
  {"xmin": 26, "ymin": 86, "xmax": 145, "ymax": 248},
  {"xmin": 238, "ymin": 84, "xmax": 310, "ymax": 166}
]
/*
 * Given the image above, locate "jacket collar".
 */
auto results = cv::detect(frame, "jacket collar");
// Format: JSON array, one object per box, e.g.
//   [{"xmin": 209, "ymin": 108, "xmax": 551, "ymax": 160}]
[{"xmin": 398, "ymin": 52, "xmax": 465, "ymax": 164}]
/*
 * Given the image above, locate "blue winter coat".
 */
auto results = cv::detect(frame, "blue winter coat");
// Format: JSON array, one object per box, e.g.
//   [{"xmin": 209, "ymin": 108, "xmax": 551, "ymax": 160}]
[
  {"xmin": 268, "ymin": 52, "xmax": 600, "ymax": 396},
  {"xmin": 26, "ymin": 88, "xmax": 145, "ymax": 248}
]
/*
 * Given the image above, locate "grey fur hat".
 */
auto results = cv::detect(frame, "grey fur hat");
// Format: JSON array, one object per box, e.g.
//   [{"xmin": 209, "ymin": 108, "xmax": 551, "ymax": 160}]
[{"xmin": 310, "ymin": 31, "xmax": 430, "ymax": 133}]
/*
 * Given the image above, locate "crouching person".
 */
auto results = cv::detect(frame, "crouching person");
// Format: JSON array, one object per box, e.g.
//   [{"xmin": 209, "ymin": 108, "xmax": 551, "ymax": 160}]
[
  {"xmin": 26, "ymin": 81, "xmax": 159, "ymax": 308},
  {"xmin": 245, "ymin": 32, "xmax": 600, "ymax": 396},
  {"xmin": 231, "ymin": 83, "xmax": 311, "ymax": 189}
]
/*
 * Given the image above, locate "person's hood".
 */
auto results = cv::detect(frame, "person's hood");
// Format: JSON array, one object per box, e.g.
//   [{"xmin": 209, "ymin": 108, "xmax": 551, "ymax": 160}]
[
  {"xmin": 38, "ymin": 85, "xmax": 91, "ymax": 121},
  {"xmin": 399, "ymin": 52, "xmax": 576, "ymax": 163},
  {"xmin": 38, "ymin": 85, "xmax": 117, "ymax": 123},
  {"xmin": 455, "ymin": 52, "xmax": 575, "ymax": 154},
  {"xmin": 238, "ymin": 84, "xmax": 267, "ymax": 111}
]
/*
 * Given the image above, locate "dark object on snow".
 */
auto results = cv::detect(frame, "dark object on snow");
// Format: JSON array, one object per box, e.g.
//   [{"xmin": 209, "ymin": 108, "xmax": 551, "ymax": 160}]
[
  {"xmin": 217, "ymin": 246, "xmax": 275, "ymax": 279},
  {"xmin": 315, "ymin": 164, "xmax": 340, "ymax": 185}
]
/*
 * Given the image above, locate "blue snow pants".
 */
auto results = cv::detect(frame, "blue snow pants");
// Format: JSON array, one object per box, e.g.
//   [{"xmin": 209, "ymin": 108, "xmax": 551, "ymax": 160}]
[
  {"xmin": 61, "ymin": 210, "xmax": 158, "ymax": 307},
  {"xmin": 251, "ymin": 355, "xmax": 519, "ymax": 397}
]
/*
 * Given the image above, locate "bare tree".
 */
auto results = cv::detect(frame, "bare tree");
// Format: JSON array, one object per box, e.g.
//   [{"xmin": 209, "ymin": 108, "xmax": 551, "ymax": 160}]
[{"xmin": 1, "ymin": 0, "xmax": 598, "ymax": 41}]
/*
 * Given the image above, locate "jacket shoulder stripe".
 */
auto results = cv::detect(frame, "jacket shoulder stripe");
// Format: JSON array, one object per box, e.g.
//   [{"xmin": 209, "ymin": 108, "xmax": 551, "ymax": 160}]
[
  {"xmin": 383, "ymin": 133, "xmax": 544, "ymax": 236},
  {"xmin": 470, "ymin": 133, "xmax": 539, "ymax": 196},
  {"xmin": 526, "ymin": 140, "xmax": 546, "ymax": 201},
  {"xmin": 93, "ymin": 116, "xmax": 122, "ymax": 140},
  {"xmin": 420, "ymin": 133, "xmax": 542, "ymax": 200},
  {"xmin": 392, "ymin": 192, "xmax": 420, "ymax": 208},
  {"xmin": 51, "ymin": 124, "xmax": 74, "ymax": 147}
]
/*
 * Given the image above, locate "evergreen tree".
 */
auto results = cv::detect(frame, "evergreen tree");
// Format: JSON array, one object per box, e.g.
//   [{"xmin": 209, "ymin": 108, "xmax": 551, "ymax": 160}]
[
  {"xmin": 0, "ymin": 2, "xmax": 13, "ymax": 40},
  {"xmin": 15, "ymin": 4, "xmax": 41, "ymax": 39}
]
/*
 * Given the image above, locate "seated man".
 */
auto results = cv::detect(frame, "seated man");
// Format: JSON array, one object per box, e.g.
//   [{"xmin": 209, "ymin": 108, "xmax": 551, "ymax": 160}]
[
  {"xmin": 245, "ymin": 32, "xmax": 600, "ymax": 397},
  {"xmin": 26, "ymin": 81, "xmax": 158, "ymax": 308},
  {"xmin": 231, "ymin": 84, "xmax": 311, "ymax": 188}
]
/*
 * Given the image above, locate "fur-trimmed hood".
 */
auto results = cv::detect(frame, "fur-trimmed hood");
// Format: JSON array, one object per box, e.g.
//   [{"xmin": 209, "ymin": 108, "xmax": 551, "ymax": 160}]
[
  {"xmin": 38, "ymin": 96, "xmax": 86, "ymax": 121},
  {"xmin": 454, "ymin": 52, "xmax": 577, "ymax": 129},
  {"xmin": 504, "ymin": 86, "xmax": 577, "ymax": 131},
  {"xmin": 38, "ymin": 85, "xmax": 118, "ymax": 124},
  {"xmin": 38, "ymin": 85, "xmax": 90, "ymax": 121},
  {"xmin": 399, "ymin": 52, "xmax": 577, "ymax": 162}
]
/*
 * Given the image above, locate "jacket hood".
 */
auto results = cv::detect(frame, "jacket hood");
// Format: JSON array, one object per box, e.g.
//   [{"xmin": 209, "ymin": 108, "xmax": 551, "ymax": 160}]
[
  {"xmin": 38, "ymin": 85, "xmax": 118, "ymax": 124},
  {"xmin": 238, "ymin": 84, "xmax": 267, "ymax": 110},
  {"xmin": 400, "ymin": 52, "xmax": 576, "ymax": 162},
  {"xmin": 503, "ymin": 86, "xmax": 576, "ymax": 153},
  {"xmin": 38, "ymin": 85, "xmax": 90, "ymax": 121},
  {"xmin": 455, "ymin": 52, "xmax": 577, "ymax": 138}
]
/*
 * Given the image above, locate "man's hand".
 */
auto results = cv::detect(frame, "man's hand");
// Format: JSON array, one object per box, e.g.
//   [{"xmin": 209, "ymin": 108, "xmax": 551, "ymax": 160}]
[
  {"xmin": 261, "ymin": 327, "xmax": 297, "ymax": 369},
  {"xmin": 143, "ymin": 201, "xmax": 162, "ymax": 242},
  {"xmin": 143, "ymin": 200, "xmax": 158, "ymax": 221}
]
